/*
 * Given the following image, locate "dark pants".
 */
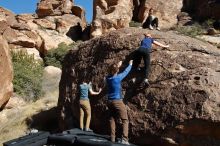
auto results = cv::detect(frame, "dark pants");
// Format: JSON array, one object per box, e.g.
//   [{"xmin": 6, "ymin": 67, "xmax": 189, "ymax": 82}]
[
  {"xmin": 108, "ymin": 100, "xmax": 129, "ymax": 142},
  {"xmin": 134, "ymin": 48, "xmax": 151, "ymax": 79},
  {"xmin": 142, "ymin": 16, "xmax": 159, "ymax": 28}
]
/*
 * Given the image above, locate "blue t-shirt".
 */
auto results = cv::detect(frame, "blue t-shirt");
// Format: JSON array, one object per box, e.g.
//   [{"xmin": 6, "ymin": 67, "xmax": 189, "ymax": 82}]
[
  {"xmin": 140, "ymin": 37, "xmax": 154, "ymax": 51},
  {"xmin": 79, "ymin": 83, "xmax": 91, "ymax": 100},
  {"xmin": 106, "ymin": 65, "xmax": 132, "ymax": 100}
]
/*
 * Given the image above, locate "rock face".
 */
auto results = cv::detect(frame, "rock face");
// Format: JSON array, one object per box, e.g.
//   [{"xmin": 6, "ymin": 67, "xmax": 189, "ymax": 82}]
[
  {"xmin": 36, "ymin": 0, "xmax": 74, "ymax": 17},
  {"xmin": 0, "ymin": 3, "xmax": 85, "ymax": 110},
  {"xmin": 72, "ymin": 5, "xmax": 86, "ymax": 27},
  {"xmin": 0, "ymin": 36, "xmax": 13, "ymax": 110},
  {"xmin": 91, "ymin": 0, "xmax": 183, "ymax": 36},
  {"xmin": 0, "ymin": 7, "xmax": 16, "ymax": 25},
  {"xmin": 133, "ymin": 0, "xmax": 183, "ymax": 29},
  {"xmin": 58, "ymin": 28, "xmax": 220, "ymax": 146},
  {"xmin": 30, "ymin": 14, "xmax": 82, "ymax": 54},
  {"xmin": 0, "ymin": 4, "xmax": 86, "ymax": 56},
  {"xmin": 183, "ymin": 0, "xmax": 220, "ymax": 20},
  {"xmin": 91, "ymin": 0, "xmax": 133, "ymax": 38}
]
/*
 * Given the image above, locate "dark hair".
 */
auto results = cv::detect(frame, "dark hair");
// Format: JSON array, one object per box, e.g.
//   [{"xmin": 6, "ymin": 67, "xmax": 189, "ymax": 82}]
[
  {"xmin": 79, "ymin": 69, "xmax": 89, "ymax": 83},
  {"xmin": 108, "ymin": 64, "xmax": 119, "ymax": 75},
  {"xmin": 149, "ymin": 8, "xmax": 154, "ymax": 15}
]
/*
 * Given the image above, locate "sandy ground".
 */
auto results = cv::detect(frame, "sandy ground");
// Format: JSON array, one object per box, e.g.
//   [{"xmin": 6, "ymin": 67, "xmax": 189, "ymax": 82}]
[{"xmin": 0, "ymin": 97, "xmax": 57, "ymax": 146}]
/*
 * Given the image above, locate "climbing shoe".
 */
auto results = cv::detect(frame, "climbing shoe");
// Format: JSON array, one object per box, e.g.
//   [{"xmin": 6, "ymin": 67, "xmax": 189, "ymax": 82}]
[
  {"xmin": 84, "ymin": 128, "xmax": 93, "ymax": 132},
  {"xmin": 120, "ymin": 139, "xmax": 130, "ymax": 145},
  {"xmin": 144, "ymin": 78, "xmax": 150, "ymax": 87}
]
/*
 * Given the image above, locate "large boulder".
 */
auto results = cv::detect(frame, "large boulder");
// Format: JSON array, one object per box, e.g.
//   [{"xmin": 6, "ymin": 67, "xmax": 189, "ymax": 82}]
[
  {"xmin": 42, "ymin": 66, "xmax": 62, "ymax": 99},
  {"xmin": 91, "ymin": 0, "xmax": 133, "ymax": 38},
  {"xmin": 0, "ymin": 36, "xmax": 13, "ymax": 110},
  {"xmin": 58, "ymin": 28, "xmax": 220, "ymax": 146},
  {"xmin": 133, "ymin": 0, "xmax": 183, "ymax": 29},
  {"xmin": 36, "ymin": 0, "xmax": 74, "ymax": 17},
  {"xmin": 3, "ymin": 27, "xmax": 43, "ymax": 50},
  {"xmin": 34, "ymin": 28, "xmax": 72, "ymax": 54}
]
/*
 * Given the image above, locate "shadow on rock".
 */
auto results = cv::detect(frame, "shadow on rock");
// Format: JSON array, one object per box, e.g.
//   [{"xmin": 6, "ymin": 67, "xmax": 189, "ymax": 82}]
[{"xmin": 66, "ymin": 22, "xmax": 83, "ymax": 41}]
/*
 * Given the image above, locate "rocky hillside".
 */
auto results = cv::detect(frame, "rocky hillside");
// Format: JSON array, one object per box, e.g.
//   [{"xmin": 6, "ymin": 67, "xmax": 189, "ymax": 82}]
[
  {"xmin": 0, "ymin": 0, "xmax": 85, "ymax": 108},
  {"xmin": 91, "ymin": 0, "xmax": 220, "ymax": 37},
  {"xmin": 0, "ymin": 0, "xmax": 86, "ymax": 58},
  {"xmin": 58, "ymin": 28, "xmax": 220, "ymax": 146}
]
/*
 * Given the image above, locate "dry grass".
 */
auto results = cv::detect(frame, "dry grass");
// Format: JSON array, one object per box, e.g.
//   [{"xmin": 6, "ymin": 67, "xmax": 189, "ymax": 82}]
[{"xmin": 0, "ymin": 97, "xmax": 57, "ymax": 146}]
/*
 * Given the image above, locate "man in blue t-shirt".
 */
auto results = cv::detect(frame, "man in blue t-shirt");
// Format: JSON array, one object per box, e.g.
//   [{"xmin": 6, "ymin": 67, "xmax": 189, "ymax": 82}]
[
  {"xmin": 134, "ymin": 33, "xmax": 169, "ymax": 85},
  {"xmin": 106, "ymin": 60, "xmax": 133, "ymax": 145}
]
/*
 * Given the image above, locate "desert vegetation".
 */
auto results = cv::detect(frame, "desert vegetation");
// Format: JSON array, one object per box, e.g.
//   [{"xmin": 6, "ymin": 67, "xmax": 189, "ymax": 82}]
[{"xmin": 12, "ymin": 50, "xmax": 44, "ymax": 101}]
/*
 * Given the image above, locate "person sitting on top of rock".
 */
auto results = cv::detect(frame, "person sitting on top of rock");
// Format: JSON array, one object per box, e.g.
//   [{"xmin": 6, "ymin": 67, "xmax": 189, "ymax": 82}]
[
  {"xmin": 142, "ymin": 8, "xmax": 160, "ymax": 30},
  {"xmin": 106, "ymin": 59, "xmax": 133, "ymax": 145},
  {"xmin": 133, "ymin": 33, "xmax": 169, "ymax": 86},
  {"xmin": 78, "ymin": 74, "xmax": 102, "ymax": 132}
]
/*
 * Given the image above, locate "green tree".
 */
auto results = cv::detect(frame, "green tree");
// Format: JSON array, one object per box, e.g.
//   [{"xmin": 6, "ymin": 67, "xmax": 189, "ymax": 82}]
[
  {"xmin": 44, "ymin": 42, "xmax": 75, "ymax": 68},
  {"xmin": 12, "ymin": 51, "xmax": 44, "ymax": 101}
]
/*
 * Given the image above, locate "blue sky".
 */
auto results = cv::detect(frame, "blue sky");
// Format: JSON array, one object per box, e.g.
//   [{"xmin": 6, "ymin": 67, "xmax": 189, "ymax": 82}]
[{"xmin": 0, "ymin": 0, "xmax": 93, "ymax": 22}]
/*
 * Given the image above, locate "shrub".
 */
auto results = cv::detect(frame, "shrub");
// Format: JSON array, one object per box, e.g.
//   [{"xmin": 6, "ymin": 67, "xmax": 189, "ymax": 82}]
[
  {"xmin": 174, "ymin": 23, "xmax": 204, "ymax": 37},
  {"xmin": 174, "ymin": 19, "xmax": 215, "ymax": 37},
  {"xmin": 12, "ymin": 50, "xmax": 44, "ymax": 101},
  {"xmin": 44, "ymin": 42, "xmax": 76, "ymax": 68}
]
